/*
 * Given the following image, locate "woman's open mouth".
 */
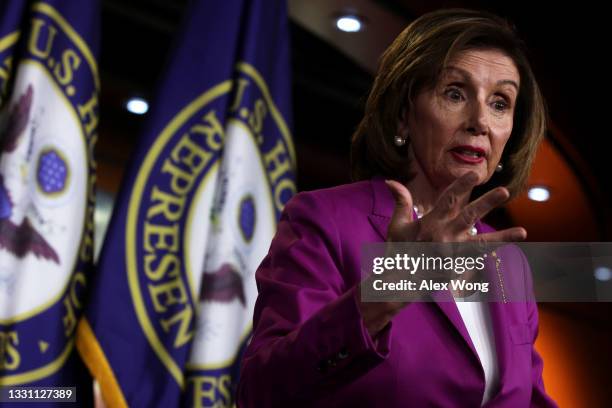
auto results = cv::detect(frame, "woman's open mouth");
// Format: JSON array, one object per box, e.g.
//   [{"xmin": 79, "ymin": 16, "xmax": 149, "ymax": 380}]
[{"xmin": 450, "ymin": 145, "xmax": 486, "ymax": 164}]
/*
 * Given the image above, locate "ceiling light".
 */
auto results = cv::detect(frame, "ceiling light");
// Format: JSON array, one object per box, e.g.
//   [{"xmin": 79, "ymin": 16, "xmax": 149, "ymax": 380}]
[
  {"xmin": 336, "ymin": 15, "xmax": 362, "ymax": 33},
  {"xmin": 594, "ymin": 266, "xmax": 612, "ymax": 282},
  {"xmin": 126, "ymin": 97, "xmax": 149, "ymax": 115},
  {"xmin": 527, "ymin": 186, "xmax": 550, "ymax": 202}
]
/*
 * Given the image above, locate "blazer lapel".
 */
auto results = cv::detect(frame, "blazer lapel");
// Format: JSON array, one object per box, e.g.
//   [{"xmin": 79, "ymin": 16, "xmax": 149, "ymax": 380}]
[
  {"xmin": 366, "ymin": 177, "xmax": 481, "ymax": 362},
  {"xmin": 482, "ymin": 248, "xmax": 511, "ymax": 401},
  {"xmin": 367, "ymin": 176, "xmax": 394, "ymax": 240},
  {"xmin": 486, "ymin": 301, "xmax": 510, "ymax": 402},
  {"xmin": 429, "ymin": 289, "xmax": 481, "ymax": 361}
]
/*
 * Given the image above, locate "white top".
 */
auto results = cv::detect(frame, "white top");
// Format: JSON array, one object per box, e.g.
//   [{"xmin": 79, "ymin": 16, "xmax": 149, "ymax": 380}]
[{"xmin": 455, "ymin": 293, "xmax": 500, "ymax": 406}]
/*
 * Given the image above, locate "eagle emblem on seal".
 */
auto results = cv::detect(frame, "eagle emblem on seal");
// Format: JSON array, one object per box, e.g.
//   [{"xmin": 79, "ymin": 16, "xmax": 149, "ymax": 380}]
[{"xmin": 0, "ymin": 84, "xmax": 60, "ymax": 264}]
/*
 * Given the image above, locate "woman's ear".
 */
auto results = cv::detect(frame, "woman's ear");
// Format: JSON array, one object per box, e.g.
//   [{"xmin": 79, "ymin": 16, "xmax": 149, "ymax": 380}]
[{"xmin": 396, "ymin": 107, "xmax": 410, "ymax": 140}]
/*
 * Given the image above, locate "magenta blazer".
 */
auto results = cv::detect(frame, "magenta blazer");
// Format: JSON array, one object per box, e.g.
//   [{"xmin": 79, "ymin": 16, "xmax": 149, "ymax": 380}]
[{"xmin": 238, "ymin": 177, "xmax": 557, "ymax": 407}]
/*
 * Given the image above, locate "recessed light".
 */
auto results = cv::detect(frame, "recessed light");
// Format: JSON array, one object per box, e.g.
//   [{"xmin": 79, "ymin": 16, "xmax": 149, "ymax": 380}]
[
  {"xmin": 126, "ymin": 97, "xmax": 149, "ymax": 115},
  {"xmin": 336, "ymin": 15, "xmax": 363, "ymax": 33},
  {"xmin": 527, "ymin": 186, "xmax": 550, "ymax": 202},
  {"xmin": 594, "ymin": 266, "xmax": 612, "ymax": 282}
]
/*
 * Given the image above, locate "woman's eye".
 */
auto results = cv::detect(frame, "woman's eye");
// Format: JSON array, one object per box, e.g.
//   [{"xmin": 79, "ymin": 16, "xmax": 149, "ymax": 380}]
[
  {"xmin": 444, "ymin": 88, "xmax": 464, "ymax": 102},
  {"xmin": 492, "ymin": 100, "xmax": 509, "ymax": 112}
]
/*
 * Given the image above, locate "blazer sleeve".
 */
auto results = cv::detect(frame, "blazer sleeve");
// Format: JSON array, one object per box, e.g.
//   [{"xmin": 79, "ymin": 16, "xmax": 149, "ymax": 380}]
[
  {"xmin": 521, "ymin": 251, "xmax": 559, "ymax": 408},
  {"xmin": 237, "ymin": 191, "xmax": 392, "ymax": 406}
]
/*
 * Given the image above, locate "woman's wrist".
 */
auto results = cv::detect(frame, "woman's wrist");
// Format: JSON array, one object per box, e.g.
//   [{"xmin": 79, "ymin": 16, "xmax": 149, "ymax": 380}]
[{"xmin": 357, "ymin": 299, "xmax": 404, "ymax": 337}]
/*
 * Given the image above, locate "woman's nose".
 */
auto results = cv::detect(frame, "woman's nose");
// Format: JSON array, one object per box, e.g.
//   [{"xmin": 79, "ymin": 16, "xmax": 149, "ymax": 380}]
[{"xmin": 465, "ymin": 100, "xmax": 489, "ymax": 136}]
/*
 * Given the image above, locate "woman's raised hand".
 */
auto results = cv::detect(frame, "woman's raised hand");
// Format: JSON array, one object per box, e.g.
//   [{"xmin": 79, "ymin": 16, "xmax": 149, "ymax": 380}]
[
  {"xmin": 359, "ymin": 172, "xmax": 527, "ymax": 337},
  {"xmin": 384, "ymin": 172, "xmax": 527, "ymax": 244}
]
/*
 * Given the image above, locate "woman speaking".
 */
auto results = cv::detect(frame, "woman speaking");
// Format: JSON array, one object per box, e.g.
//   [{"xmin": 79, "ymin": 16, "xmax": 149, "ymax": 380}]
[{"xmin": 238, "ymin": 9, "xmax": 557, "ymax": 407}]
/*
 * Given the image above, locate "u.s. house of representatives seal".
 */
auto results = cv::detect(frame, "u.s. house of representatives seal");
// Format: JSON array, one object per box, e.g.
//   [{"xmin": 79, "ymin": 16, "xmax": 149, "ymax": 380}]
[
  {"xmin": 126, "ymin": 62, "xmax": 295, "ymax": 404},
  {"xmin": 0, "ymin": 3, "xmax": 97, "ymax": 385}
]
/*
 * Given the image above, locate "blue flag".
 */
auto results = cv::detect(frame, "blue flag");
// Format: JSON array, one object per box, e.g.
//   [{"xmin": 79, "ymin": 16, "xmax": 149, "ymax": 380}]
[
  {"xmin": 78, "ymin": 0, "xmax": 295, "ymax": 406},
  {"xmin": 0, "ymin": 0, "xmax": 99, "ymax": 403}
]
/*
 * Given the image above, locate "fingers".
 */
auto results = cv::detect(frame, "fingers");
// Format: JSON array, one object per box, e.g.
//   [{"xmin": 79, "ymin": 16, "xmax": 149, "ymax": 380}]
[
  {"xmin": 468, "ymin": 227, "xmax": 527, "ymax": 243},
  {"xmin": 385, "ymin": 180, "xmax": 414, "ymax": 224},
  {"xmin": 432, "ymin": 172, "xmax": 479, "ymax": 219},
  {"xmin": 385, "ymin": 176, "xmax": 526, "ymax": 246},
  {"xmin": 450, "ymin": 187, "xmax": 510, "ymax": 233}
]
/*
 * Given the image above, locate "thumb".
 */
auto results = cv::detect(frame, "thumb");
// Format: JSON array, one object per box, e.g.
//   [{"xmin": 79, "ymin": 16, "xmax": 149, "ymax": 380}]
[{"xmin": 385, "ymin": 180, "xmax": 414, "ymax": 223}]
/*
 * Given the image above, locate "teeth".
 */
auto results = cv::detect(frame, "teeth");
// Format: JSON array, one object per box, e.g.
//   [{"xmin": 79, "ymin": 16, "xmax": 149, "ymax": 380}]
[{"xmin": 457, "ymin": 148, "xmax": 480, "ymax": 157}]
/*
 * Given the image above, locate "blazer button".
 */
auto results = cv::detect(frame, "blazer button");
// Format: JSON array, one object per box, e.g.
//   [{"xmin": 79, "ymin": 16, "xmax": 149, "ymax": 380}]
[{"xmin": 337, "ymin": 347, "xmax": 349, "ymax": 359}]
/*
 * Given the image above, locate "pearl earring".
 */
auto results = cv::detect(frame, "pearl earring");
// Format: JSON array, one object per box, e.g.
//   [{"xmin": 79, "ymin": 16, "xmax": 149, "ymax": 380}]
[
  {"xmin": 394, "ymin": 135, "xmax": 406, "ymax": 146},
  {"xmin": 495, "ymin": 162, "xmax": 503, "ymax": 173}
]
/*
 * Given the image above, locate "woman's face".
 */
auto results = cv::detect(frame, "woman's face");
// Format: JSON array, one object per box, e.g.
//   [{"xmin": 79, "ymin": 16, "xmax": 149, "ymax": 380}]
[{"xmin": 403, "ymin": 48, "xmax": 520, "ymax": 189}]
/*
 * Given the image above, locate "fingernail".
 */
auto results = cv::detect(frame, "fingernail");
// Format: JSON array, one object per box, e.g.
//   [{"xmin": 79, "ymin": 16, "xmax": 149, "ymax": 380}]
[
  {"xmin": 515, "ymin": 229, "xmax": 527, "ymax": 240},
  {"xmin": 496, "ymin": 188, "xmax": 510, "ymax": 199}
]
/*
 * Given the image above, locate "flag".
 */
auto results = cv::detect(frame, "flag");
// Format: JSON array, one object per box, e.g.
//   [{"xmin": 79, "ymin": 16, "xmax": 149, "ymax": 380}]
[
  {"xmin": 77, "ymin": 0, "xmax": 295, "ymax": 406},
  {"xmin": 0, "ymin": 0, "xmax": 99, "ymax": 403}
]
